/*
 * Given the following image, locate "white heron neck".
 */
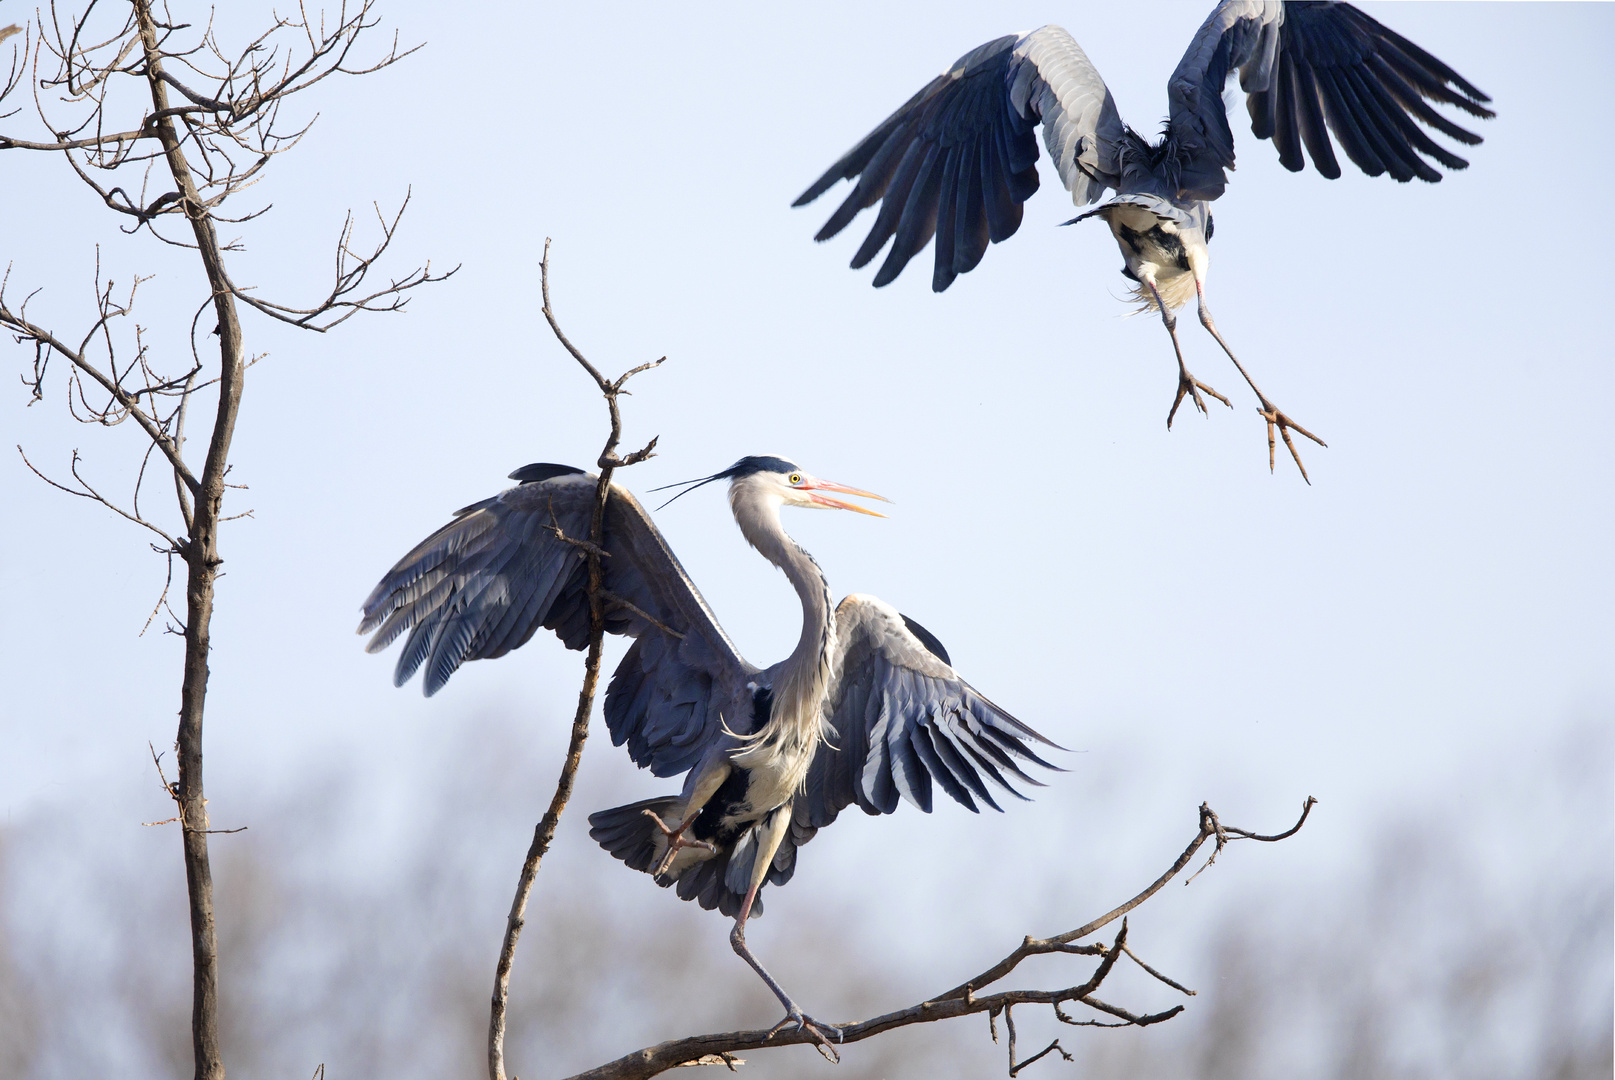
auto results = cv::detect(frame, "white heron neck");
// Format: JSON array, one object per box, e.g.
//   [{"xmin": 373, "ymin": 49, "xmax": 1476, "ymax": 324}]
[{"xmin": 729, "ymin": 484, "xmax": 835, "ymax": 732}]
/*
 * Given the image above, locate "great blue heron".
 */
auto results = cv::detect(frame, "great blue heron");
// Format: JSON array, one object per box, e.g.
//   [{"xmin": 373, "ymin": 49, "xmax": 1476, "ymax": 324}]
[
  {"xmin": 358, "ymin": 456, "xmax": 1058, "ymax": 1043},
  {"xmin": 795, "ymin": 2, "xmax": 1492, "ymax": 480}
]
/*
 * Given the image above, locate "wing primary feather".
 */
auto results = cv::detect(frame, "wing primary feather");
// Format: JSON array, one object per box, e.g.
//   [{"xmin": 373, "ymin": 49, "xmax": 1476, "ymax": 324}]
[
  {"xmin": 1290, "ymin": 58, "xmax": 1340, "ymax": 178},
  {"xmin": 1367, "ymin": 54, "xmax": 1481, "ymax": 148},
  {"xmin": 1313, "ymin": 65, "xmax": 1384, "ymax": 176},
  {"xmin": 1345, "ymin": 7, "xmax": 1491, "ymax": 110},
  {"xmin": 951, "ymin": 141, "xmax": 990, "ymax": 277},
  {"xmin": 1329, "ymin": 64, "xmax": 1423, "ymax": 182},
  {"xmin": 1344, "ymin": 66, "xmax": 1446, "ymax": 180},
  {"xmin": 884, "ymin": 681, "xmax": 933, "ymax": 811},
  {"xmin": 874, "ymin": 142, "xmax": 945, "ymax": 287},
  {"xmin": 911, "ymin": 720, "xmax": 977, "ymax": 812},
  {"xmin": 930, "ymin": 142, "xmax": 964, "ymax": 291},
  {"xmin": 930, "ymin": 721, "xmax": 999, "ymax": 809},
  {"xmin": 1265, "ymin": 51, "xmax": 1304, "ymax": 172},
  {"xmin": 796, "ymin": 75, "xmax": 949, "ymax": 207},
  {"xmin": 850, "ymin": 139, "xmax": 928, "ymax": 270}
]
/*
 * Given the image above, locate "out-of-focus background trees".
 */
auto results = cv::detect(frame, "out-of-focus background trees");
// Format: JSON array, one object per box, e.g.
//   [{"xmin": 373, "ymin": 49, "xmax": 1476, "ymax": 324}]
[
  {"xmin": 3, "ymin": 3, "xmax": 1611, "ymax": 1077},
  {"xmin": 2, "ymin": 716, "xmax": 1607, "ymax": 1078}
]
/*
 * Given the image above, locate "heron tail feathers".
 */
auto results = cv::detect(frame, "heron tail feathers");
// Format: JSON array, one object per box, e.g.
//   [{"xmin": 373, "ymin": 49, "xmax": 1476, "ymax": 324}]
[
  {"xmin": 587, "ymin": 797, "xmax": 756, "ymax": 919},
  {"xmin": 587, "ymin": 796, "xmax": 685, "ymax": 877},
  {"xmin": 1126, "ymin": 272, "xmax": 1196, "ymax": 315}
]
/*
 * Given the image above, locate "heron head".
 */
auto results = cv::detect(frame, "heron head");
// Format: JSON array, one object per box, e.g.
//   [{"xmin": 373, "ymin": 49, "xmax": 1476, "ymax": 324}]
[{"xmin": 655, "ymin": 455, "xmax": 887, "ymax": 517}]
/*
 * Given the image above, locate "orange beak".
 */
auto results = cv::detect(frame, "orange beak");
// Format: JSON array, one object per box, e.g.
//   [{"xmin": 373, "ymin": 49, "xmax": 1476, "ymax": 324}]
[{"xmin": 796, "ymin": 478, "xmax": 889, "ymax": 517}]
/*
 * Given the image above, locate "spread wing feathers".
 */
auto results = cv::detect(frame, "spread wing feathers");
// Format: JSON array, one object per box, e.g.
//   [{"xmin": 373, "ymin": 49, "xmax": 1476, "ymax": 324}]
[
  {"xmin": 1169, "ymin": 0, "xmax": 1493, "ymax": 200},
  {"xmin": 359, "ymin": 467, "xmax": 753, "ymax": 774},
  {"xmin": 796, "ymin": 595, "xmax": 1060, "ymax": 836},
  {"xmin": 795, "ymin": 26, "xmax": 1121, "ymax": 293}
]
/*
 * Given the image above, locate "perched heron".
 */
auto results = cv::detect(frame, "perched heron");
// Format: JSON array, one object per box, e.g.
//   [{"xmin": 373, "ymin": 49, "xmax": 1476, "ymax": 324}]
[
  {"xmin": 358, "ymin": 457, "xmax": 1058, "ymax": 1042},
  {"xmin": 795, "ymin": 1, "xmax": 1492, "ymax": 479}
]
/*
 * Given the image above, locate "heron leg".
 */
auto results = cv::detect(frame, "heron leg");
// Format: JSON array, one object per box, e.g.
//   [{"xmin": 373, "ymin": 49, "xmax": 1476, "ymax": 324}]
[
  {"xmin": 729, "ymin": 809, "xmax": 842, "ymax": 1060},
  {"xmin": 1146, "ymin": 277, "xmax": 1231, "ymax": 429},
  {"xmin": 641, "ymin": 809, "xmax": 715, "ymax": 878},
  {"xmin": 1194, "ymin": 282, "xmax": 1327, "ymax": 483}
]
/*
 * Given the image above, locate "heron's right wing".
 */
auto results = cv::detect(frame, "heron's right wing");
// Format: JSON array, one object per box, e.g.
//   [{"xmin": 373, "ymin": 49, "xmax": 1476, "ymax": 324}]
[
  {"xmin": 359, "ymin": 465, "xmax": 753, "ymax": 776},
  {"xmin": 1167, "ymin": 1, "xmax": 1493, "ymax": 200},
  {"xmin": 794, "ymin": 26, "xmax": 1122, "ymax": 293}
]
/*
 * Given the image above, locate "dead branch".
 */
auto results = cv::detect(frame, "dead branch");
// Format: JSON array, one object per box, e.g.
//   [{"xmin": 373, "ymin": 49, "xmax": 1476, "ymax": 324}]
[
  {"xmin": 488, "ymin": 241, "xmax": 662, "ymax": 1080},
  {"xmin": 3, "ymin": 4, "xmax": 445, "ymax": 1079},
  {"xmin": 562, "ymin": 798, "xmax": 1317, "ymax": 1080}
]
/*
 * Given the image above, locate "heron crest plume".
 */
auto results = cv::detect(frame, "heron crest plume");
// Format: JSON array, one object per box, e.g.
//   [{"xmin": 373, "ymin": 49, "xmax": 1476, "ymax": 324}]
[{"xmin": 651, "ymin": 454, "xmax": 801, "ymax": 511}]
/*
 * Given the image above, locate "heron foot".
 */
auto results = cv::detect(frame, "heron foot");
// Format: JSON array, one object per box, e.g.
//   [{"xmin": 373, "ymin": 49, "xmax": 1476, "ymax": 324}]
[
  {"xmin": 1254, "ymin": 398, "xmax": 1327, "ymax": 484},
  {"xmin": 642, "ymin": 809, "xmax": 714, "ymax": 878},
  {"xmin": 765, "ymin": 1007, "xmax": 843, "ymax": 1062},
  {"xmin": 1167, "ymin": 365, "xmax": 1232, "ymax": 429}
]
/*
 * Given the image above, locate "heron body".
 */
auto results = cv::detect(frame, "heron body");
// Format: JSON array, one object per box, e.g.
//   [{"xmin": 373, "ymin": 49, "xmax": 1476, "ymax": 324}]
[
  {"xmin": 359, "ymin": 456, "xmax": 1057, "ymax": 1040},
  {"xmin": 1086, "ymin": 193, "xmax": 1210, "ymax": 314},
  {"xmin": 795, "ymin": 1, "xmax": 1493, "ymax": 479}
]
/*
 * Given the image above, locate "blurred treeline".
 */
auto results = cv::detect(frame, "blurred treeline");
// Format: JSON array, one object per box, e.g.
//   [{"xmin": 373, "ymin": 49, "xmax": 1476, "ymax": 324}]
[{"xmin": 2, "ymin": 715, "xmax": 1608, "ymax": 1080}]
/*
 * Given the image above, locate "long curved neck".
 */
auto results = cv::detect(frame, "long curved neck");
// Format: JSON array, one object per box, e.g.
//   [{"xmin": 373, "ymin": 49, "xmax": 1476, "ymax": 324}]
[{"xmin": 729, "ymin": 484, "xmax": 834, "ymax": 725}]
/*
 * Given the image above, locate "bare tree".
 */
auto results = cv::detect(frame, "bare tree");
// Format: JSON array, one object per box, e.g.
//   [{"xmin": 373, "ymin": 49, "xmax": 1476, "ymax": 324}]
[
  {"xmin": 489, "ymin": 247, "xmax": 1317, "ymax": 1080},
  {"xmin": 0, "ymin": 4, "xmax": 449, "ymax": 1078}
]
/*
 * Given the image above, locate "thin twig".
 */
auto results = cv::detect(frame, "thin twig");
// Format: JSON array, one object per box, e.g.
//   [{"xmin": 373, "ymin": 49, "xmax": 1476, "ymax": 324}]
[{"xmin": 1122, "ymin": 943, "xmax": 1196, "ymax": 997}]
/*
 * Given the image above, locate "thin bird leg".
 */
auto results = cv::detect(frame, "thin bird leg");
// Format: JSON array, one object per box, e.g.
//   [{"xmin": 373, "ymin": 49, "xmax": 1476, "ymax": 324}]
[
  {"xmin": 1146, "ymin": 277, "xmax": 1231, "ymax": 428},
  {"xmin": 641, "ymin": 809, "xmax": 715, "ymax": 878},
  {"xmin": 1194, "ymin": 280, "xmax": 1327, "ymax": 483},
  {"xmin": 729, "ymin": 810, "xmax": 842, "ymax": 1060}
]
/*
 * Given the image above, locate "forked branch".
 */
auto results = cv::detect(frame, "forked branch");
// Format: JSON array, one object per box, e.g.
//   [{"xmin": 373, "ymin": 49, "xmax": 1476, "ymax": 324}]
[{"xmin": 488, "ymin": 241, "xmax": 663, "ymax": 1080}]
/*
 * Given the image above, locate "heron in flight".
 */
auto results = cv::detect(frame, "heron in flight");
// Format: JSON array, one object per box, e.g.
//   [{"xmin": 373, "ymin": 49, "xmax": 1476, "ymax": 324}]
[
  {"xmin": 358, "ymin": 457, "xmax": 1058, "ymax": 1043},
  {"xmin": 795, "ymin": 2, "xmax": 1492, "ymax": 480}
]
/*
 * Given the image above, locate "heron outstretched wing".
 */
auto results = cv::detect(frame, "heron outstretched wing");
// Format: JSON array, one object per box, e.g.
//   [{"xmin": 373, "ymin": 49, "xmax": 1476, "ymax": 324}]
[
  {"xmin": 358, "ymin": 464, "xmax": 754, "ymax": 777},
  {"xmin": 1168, "ymin": 1, "xmax": 1493, "ymax": 200},
  {"xmin": 779, "ymin": 594, "xmax": 1060, "ymax": 873},
  {"xmin": 795, "ymin": 26, "xmax": 1122, "ymax": 292}
]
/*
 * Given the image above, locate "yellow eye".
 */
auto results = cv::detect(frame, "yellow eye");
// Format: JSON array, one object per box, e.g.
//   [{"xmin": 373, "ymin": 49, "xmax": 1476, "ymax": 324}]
[{"xmin": 788, "ymin": 473, "xmax": 803, "ymax": 485}]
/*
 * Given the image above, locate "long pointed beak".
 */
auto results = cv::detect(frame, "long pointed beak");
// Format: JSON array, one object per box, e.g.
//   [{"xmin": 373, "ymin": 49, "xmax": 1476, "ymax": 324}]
[{"xmin": 799, "ymin": 478, "xmax": 889, "ymax": 517}]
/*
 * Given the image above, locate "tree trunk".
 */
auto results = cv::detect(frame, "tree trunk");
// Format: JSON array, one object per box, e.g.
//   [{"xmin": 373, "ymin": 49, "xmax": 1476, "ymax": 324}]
[{"xmin": 134, "ymin": 1, "xmax": 248, "ymax": 1075}]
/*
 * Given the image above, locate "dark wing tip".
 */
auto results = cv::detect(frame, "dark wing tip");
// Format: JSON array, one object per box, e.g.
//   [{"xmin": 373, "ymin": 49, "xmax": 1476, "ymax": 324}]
[
  {"xmin": 508, "ymin": 462, "xmax": 585, "ymax": 484},
  {"xmin": 900, "ymin": 614, "xmax": 952, "ymax": 666}
]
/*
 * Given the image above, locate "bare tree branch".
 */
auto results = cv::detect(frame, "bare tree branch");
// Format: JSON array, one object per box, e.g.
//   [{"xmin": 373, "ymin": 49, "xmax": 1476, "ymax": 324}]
[
  {"xmin": 488, "ymin": 241, "xmax": 662, "ymax": 1080},
  {"xmin": 15, "ymin": 444, "xmax": 180, "ymax": 549},
  {"xmin": 562, "ymin": 798, "xmax": 1317, "ymax": 1080}
]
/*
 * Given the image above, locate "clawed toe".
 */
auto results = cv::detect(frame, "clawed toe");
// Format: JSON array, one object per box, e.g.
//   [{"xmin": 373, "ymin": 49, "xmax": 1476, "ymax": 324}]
[
  {"xmin": 1168, "ymin": 368, "xmax": 1232, "ymax": 428},
  {"xmin": 642, "ymin": 809, "xmax": 714, "ymax": 876},
  {"xmin": 1257, "ymin": 402, "xmax": 1328, "ymax": 484},
  {"xmin": 766, "ymin": 1010, "xmax": 842, "ymax": 1061}
]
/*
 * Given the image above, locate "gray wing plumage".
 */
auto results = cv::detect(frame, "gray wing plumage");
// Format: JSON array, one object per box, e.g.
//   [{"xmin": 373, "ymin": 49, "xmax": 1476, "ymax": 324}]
[
  {"xmin": 792, "ymin": 594, "xmax": 1061, "ymax": 848},
  {"xmin": 1169, "ymin": 0, "xmax": 1493, "ymax": 200},
  {"xmin": 358, "ymin": 465, "xmax": 753, "ymax": 776},
  {"xmin": 794, "ymin": 26, "xmax": 1121, "ymax": 292}
]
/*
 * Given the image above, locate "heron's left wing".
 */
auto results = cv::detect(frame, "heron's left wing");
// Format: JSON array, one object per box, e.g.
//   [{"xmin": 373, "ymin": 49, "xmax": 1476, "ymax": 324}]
[
  {"xmin": 1168, "ymin": 1, "xmax": 1492, "ymax": 200},
  {"xmin": 794, "ymin": 26, "xmax": 1122, "ymax": 292},
  {"xmin": 782, "ymin": 594, "xmax": 1060, "ymax": 871}
]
